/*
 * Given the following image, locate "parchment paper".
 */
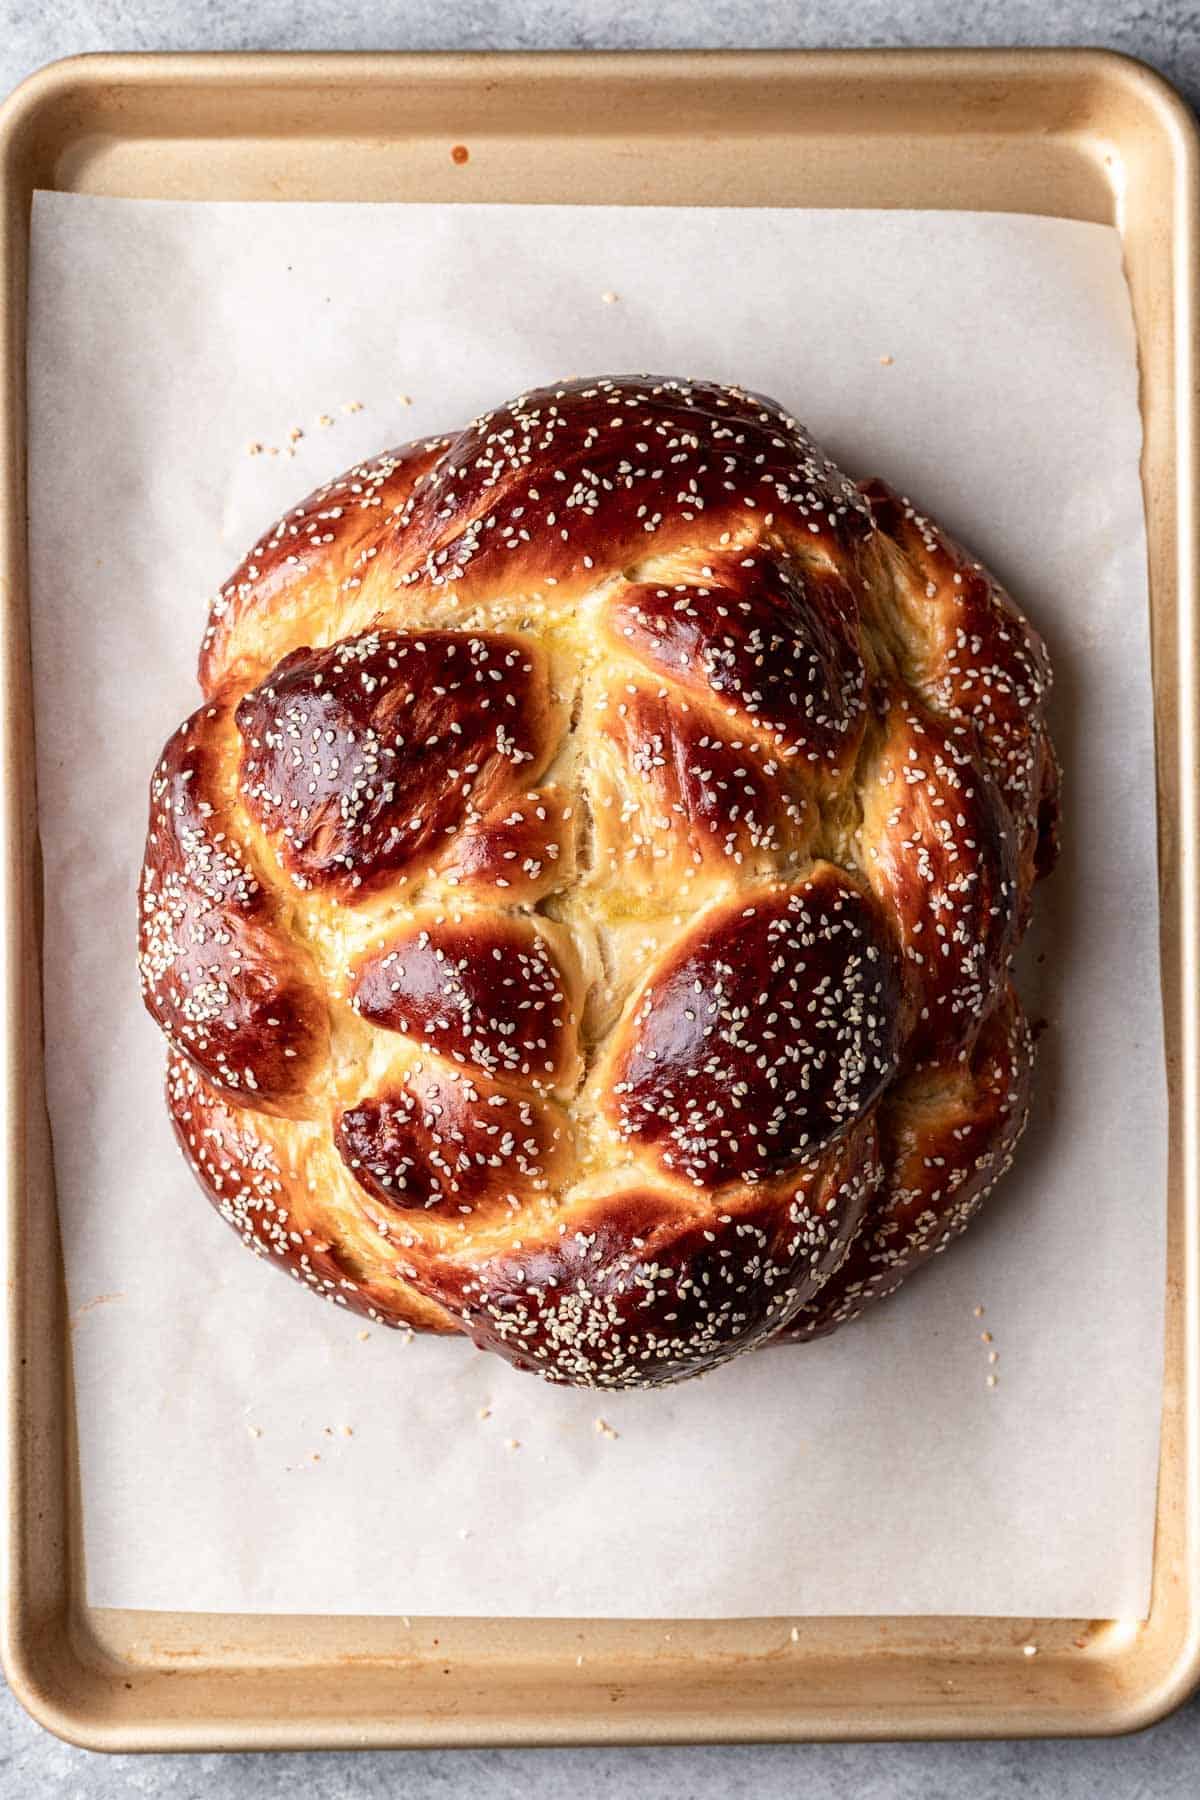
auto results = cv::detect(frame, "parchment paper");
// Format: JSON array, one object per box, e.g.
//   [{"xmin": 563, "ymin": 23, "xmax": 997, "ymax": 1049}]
[{"xmin": 27, "ymin": 194, "xmax": 1165, "ymax": 1618}]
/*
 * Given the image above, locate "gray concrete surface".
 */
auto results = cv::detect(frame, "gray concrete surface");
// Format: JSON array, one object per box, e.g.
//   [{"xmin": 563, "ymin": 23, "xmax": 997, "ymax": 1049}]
[{"xmin": 3, "ymin": 0, "xmax": 1199, "ymax": 1793}]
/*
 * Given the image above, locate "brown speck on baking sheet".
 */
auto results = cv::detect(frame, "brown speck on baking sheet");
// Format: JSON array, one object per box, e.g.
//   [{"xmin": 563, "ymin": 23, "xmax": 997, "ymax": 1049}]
[{"xmin": 451, "ymin": 144, "xmax": 470, "ymax": 165}]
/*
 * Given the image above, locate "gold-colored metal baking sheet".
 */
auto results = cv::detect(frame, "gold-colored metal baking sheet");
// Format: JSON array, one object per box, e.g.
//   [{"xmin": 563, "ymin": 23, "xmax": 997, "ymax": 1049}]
[{"xmin": 0, "ymin": 49, "xmax": 1196, "ymax": 1750}]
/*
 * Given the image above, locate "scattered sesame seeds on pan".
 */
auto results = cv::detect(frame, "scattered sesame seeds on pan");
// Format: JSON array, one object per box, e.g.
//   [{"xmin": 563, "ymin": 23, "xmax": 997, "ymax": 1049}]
[{"xmin": 140, "ymin": 374, "xmax": 1059, "ymax": 1388}]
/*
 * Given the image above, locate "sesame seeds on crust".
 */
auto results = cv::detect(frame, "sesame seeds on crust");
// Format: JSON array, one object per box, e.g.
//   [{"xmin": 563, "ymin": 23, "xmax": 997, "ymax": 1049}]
[{"xmin": 787, "ymin": 982, "xmax": 1033, "ymax": 1341}]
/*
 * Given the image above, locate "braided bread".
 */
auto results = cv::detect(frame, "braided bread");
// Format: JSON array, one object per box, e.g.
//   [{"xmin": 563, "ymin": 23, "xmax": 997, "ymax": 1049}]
[{"xmin": 138, "ymin": 376, "xmax": 1059, "ymax": 1389}]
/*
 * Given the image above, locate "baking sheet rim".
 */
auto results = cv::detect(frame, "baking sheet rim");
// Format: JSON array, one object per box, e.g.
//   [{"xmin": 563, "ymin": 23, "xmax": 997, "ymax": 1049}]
[{"xmin": 0, "ymin": 45, "xmax": 1197, "ymax": 1749}]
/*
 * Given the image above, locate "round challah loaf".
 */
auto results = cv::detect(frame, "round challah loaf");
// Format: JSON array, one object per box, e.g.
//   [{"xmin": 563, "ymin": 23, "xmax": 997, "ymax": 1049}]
[{"xmin": 138, "ymin": 375, "xmax": 1059, "ymax": 1388}]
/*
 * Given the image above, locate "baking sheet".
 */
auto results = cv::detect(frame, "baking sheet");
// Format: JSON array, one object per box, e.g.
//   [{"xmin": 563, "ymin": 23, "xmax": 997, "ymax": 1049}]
[{"xmin": 26, "ymin": 193, "xmax": 1165, "ymax": 1619}]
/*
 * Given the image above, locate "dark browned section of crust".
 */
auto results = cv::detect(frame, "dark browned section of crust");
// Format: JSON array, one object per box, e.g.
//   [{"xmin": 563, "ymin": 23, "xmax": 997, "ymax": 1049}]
[
  {"xmin": 607, "ymin": 870, "xmax": 905, "ymax": 1188},
  {"xmin": 406, "ymin": 1116, "xmax": 881, "ymax": 1388},
  {"xmin": 235, "ymin": 629, "xmax": 555, "ymax": 900},
  {"xmin": 388, "ymin": 376, "xmax": 874, "ymax": 602},
  {"xmin": 138, "ymin": 704, "xmax": 327, "ymax": 1116},
  {"xmin": 351, "ymin": 915, "xmax": 577, "ymax": 1088},
  {"xmin": 786, "ymin": 984, "xmax": 1033, "ymax": 1341},
  {"xmin": 1033, "ymin": 729, "xmax": 1062, "ymax": 884},
  {"xmin": 610, "ymin": 551, "xmax": 866, "ymax": 767},
  {"xmin": 334, "ymin": 1065, "xmax": 569, "ymax": 1216}
]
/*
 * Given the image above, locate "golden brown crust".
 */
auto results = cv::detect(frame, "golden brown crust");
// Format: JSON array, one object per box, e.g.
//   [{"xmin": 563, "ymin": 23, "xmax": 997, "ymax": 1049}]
[
  {"xmin": 590, "ymin": 685, "xmax": 816, "ymax": 898},
  {"xmin": 199, "ymin": 439, "xmax": 448, "ymax": 701},
  {"xmin": 858, "ymin": 691, "xmax": 1018, "ymax": 1060},
  {"xmin": 433, "ymin": 782, "xmax": 576, "ymax": 902},
  {"xmin": 860, "ymin": 477, "xmax": 1057, "ymax": 899},
  {"xmin": 164, "ymin": 1048, "xmax": 458, "ymax": 1333},
  {"xmin": 140, "ymin": 375, "xmax": 1059, "ymax": 1387}
]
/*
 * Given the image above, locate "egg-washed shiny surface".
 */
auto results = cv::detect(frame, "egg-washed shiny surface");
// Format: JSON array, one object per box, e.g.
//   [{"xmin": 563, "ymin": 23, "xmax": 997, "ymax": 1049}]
[{"xmin": 138, "ymin": 374, "xmax": 1059, "ymax": 1388}]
